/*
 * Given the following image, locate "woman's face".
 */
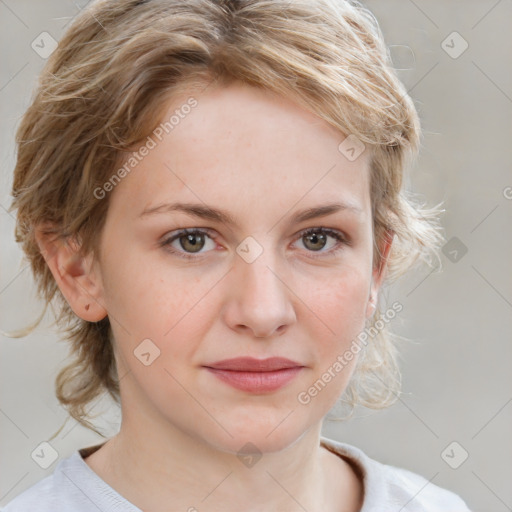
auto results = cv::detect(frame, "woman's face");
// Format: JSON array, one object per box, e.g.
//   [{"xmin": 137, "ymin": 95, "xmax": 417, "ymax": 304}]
[{"xmin": 93, "ymin": 81, "xmax": 386, "ymax": 454}]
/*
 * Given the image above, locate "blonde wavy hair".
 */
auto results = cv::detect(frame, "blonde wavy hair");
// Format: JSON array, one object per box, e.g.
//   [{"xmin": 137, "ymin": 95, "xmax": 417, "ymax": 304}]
[{"xmin": 8, "ymin": 0, "xmax": 443, "ymax": 436}]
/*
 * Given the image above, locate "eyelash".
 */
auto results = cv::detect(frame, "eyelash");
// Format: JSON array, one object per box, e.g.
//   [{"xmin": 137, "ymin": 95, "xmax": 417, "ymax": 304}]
[{"xmin": 159, "ymin": 227, "xmax": 350, "ymax": 261}]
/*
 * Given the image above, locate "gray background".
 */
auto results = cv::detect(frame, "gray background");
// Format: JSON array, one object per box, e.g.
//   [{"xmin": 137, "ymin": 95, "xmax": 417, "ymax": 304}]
[{"xmin": 1, "ymin": 1, "xmax": 511, "ymax": 510}]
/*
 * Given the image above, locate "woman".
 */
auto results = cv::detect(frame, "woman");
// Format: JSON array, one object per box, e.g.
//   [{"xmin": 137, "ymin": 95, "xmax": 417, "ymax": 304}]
[{"xmin": 4, "ymin": 0, "xmax": 470, "ymax": 510}]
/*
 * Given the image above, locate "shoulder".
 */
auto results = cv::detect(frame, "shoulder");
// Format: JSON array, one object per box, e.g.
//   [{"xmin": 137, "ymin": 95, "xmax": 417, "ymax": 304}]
[
  {"xmin": 1, "ymin": 451, "xmax": 93, "ymax": 511},
  {"xmin": 0, "ymin": 461, "xmax": 75, "ymax": 512},
  {"xmin": 1, "ymin": 471, "xmax": 60, "ymax": 511},
  {"xmin": 1, "ymin": 448, "xmax": 138, "ymax": 512},
  {"xmin": 320, "ymin": 436, "xmax": 472, "ymax": 511},
  {"xmin": 382, "ymin": 464, "xmax": 471, "ymax": 511}
]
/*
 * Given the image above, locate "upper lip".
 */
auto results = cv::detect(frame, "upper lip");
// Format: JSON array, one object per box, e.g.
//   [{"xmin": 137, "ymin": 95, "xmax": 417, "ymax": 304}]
[{"xmin": 204, "ymin": 357, "xmax": 303, "ymax": 372}]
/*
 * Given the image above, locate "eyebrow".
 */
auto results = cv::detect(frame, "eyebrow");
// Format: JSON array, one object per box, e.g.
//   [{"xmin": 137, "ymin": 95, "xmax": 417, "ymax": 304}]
[{"xmin": 139, "ymin": 201, "xmax": 363, "ymax": 227}]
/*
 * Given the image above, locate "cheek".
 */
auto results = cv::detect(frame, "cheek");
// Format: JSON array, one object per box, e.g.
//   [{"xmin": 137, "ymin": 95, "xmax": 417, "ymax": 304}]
[
  {"xmin": 301, "ymin": 265, "xmax": 370, "ymax": 348},
  {"xmin": 101, "ymin": 251, "xmax": 226, "ymax": 387},
  {"xmin": 292, "ymin": 267, "xmax": 371, "ymax": 415},
  {"xmin": 100, "ymin": 244, "xmax": 204, "ymax": 336}
]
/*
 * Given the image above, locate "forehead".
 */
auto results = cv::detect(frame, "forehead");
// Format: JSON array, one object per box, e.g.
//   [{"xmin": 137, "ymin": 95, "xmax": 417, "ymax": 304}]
[{"xmin": 109, "ymin": 82, "xmax": 372, "ymax": 225}]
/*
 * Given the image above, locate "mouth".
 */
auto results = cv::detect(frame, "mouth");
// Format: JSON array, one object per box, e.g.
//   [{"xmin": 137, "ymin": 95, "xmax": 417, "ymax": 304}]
[{"xmin": 202, "ymin": 357, "xmax": 305, "ymax": 393}]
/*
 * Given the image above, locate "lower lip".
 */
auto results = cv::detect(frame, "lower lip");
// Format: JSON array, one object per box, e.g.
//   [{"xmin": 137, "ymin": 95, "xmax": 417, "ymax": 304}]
[{"xmin": 204, "ymin": 367, "xmax": 303, "ymax": 393}]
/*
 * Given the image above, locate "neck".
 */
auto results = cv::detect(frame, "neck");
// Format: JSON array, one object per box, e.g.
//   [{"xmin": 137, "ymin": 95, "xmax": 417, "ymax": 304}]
[{"xmin": 86, "ymin": 418, "xmax": 362, "ymax": 512}]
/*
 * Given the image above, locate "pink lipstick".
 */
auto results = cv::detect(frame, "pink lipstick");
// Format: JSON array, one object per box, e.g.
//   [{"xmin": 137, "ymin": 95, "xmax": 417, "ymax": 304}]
[{"xmin": 203, "ymin": 357, "xmax": 304, "ymax": 393}]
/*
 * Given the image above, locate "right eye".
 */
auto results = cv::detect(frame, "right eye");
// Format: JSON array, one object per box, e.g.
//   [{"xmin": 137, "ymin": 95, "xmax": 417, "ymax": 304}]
[{"xmin": 159, "ymin": 228, "xmax": 219, "ymax": 259}]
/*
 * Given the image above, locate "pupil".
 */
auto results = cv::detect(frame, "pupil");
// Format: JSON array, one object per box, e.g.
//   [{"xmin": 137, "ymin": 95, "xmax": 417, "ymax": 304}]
[
  {"xmin": 182, "ymin": 233, "xmax": 203, "ymax": 252},
  {"xmin": 307, "ymin": 233, "xmax": 325, "ymax": 251}
]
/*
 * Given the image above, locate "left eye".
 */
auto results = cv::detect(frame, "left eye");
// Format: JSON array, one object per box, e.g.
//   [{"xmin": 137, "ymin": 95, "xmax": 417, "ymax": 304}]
[
  {"xmin": 159, "ymin": 227, "xmax": 349, "ymax": 260},
  {"xmin": 294, "ymin": 227, "xmax": 348, "ymax": 255}
]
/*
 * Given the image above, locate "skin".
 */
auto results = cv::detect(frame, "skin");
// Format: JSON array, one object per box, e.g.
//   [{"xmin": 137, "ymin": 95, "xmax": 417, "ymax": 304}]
[{"xmin": 37, "ymin": 81, "xmax": 392, "ymax": 512}]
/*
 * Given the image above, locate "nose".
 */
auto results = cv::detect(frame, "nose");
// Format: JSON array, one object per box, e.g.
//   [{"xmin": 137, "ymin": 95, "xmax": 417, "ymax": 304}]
[{"xmin": 222, "ymin": 249, "xmax": 296, "ymax": 339}]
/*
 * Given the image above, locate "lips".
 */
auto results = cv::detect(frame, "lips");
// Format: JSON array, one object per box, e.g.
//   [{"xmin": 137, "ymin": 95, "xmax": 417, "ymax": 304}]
[
  {"xmin": 203, "ymin": 357, "xmax": 305, "ymax": 393},
  {"xmin": 204, "ymin": 357, "xmax": 303, "ymax": 372}
]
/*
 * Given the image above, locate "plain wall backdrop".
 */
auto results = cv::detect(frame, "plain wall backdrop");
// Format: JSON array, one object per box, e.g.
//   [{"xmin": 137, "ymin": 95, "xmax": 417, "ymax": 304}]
[{"xmin": 1, "ymin": 1, "xmax": 511, "ymax": 510}]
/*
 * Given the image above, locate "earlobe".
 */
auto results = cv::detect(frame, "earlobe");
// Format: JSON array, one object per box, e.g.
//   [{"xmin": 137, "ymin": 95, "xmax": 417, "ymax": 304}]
[{"xmin": 34, "ymin": 225, "xmax": 108, "ymax": 322}]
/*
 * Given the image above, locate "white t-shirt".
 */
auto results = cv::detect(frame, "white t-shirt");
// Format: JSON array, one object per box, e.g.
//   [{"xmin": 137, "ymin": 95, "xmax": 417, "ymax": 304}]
[{"xmin": 1, "ymin": 436, "xmax": 471, "ymax": 511}]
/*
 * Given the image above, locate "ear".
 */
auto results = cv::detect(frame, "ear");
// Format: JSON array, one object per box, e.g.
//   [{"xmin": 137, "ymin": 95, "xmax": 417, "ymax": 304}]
[
  {"xmin": 366, "ymin": 229, "xmax": 394, "ymax": 319},
  {"xmin": 34, "ymin": 224, "xmax": 108, "ymax": 322}
]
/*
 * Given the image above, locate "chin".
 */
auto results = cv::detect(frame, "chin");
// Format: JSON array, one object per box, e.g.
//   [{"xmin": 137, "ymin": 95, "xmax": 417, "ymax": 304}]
[{"xmin": 197, "ymin": 409, "xmax": 316, "ymax": 456}]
